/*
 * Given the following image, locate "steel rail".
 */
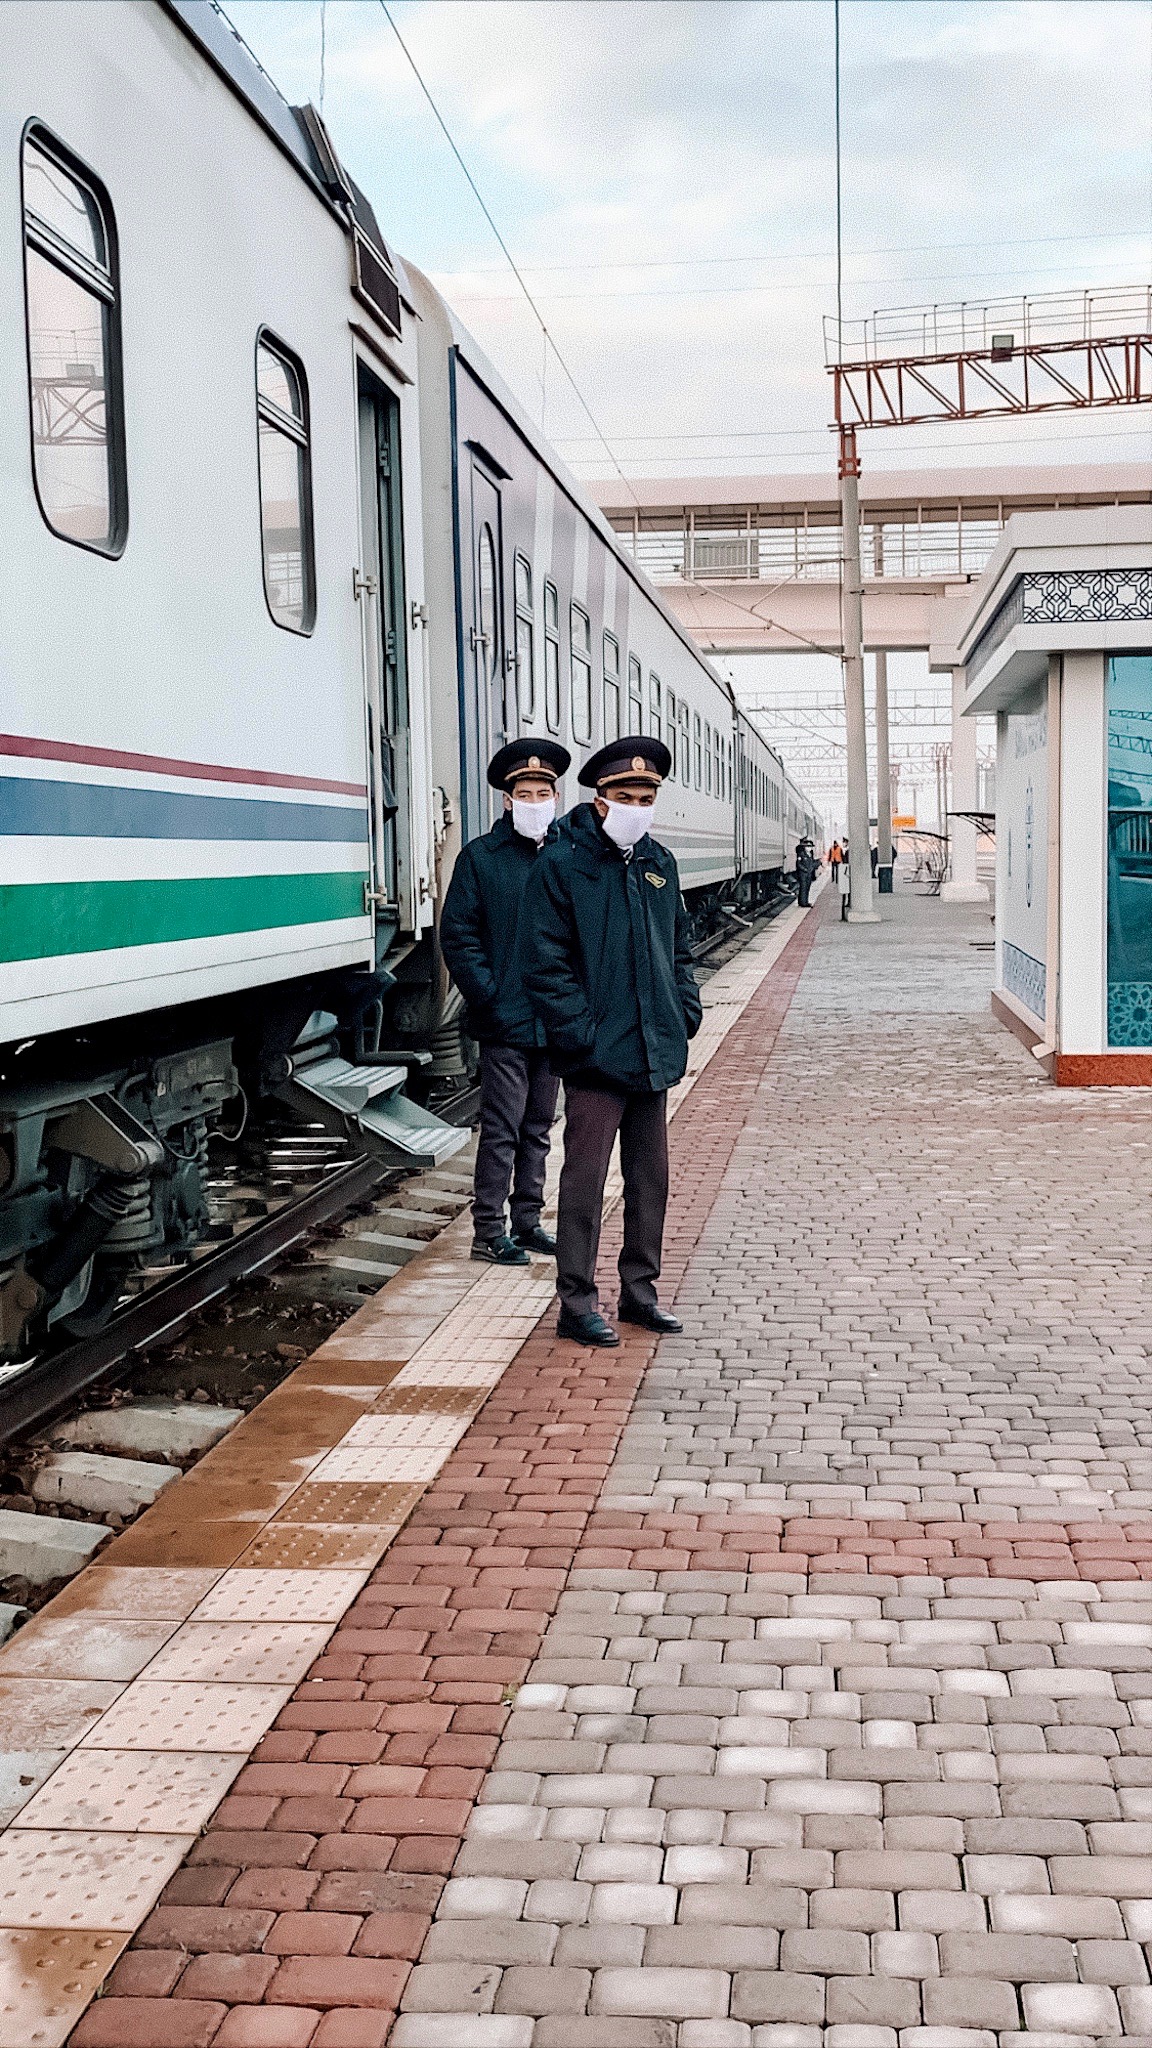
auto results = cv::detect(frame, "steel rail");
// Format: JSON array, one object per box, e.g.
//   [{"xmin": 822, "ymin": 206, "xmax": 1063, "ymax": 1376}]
[{"xmin": 0, "ymin": 1152, "xmax": 391, "ymax": 1446}]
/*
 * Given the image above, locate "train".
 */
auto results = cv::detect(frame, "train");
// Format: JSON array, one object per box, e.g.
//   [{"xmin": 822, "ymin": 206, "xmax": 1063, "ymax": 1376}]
[{"xmin": 0, "ymin": 0, "xmax": 819, "ymax": 1362}]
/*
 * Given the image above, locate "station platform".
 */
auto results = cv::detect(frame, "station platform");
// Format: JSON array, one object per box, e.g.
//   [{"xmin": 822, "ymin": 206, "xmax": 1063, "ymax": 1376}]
[{"xmin": 1, "ymin": 888, "xmax": 1148, "ymax": 2048}]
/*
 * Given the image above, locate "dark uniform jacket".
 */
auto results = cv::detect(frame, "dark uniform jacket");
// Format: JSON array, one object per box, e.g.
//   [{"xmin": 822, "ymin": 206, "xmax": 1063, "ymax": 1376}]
[
  {"xmin": 440, "ymin": 811, "xmax": 556, "ymax": 1048},
  {"xmin": 522, "ymin": 802, "xmax": 702, "ymax": 1093}
]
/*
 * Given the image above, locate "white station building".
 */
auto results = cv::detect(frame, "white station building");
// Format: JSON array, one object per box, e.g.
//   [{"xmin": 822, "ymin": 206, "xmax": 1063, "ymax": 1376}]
[{"xmin": 934, "ymin": 506, "xmax": 1152, "ymax": 1086}]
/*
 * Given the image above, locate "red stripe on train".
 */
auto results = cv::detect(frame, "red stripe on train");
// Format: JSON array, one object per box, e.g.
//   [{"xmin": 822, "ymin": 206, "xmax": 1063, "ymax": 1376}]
[{"xmin": 0, "ymin": 733, "xmax": 368, "ymax": 800}]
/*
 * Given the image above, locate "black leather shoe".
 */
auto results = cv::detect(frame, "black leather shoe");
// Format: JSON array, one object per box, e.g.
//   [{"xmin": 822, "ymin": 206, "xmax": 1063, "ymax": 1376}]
[
  {"xmin": 557, "ymin": 1308, "xmax": 619, "ymax": 1347},
  {"xmin": 619, "ymin": 1301, "xmax": 683, "ymax": 1334},
  {"xmin": 471, "ymin": 1235, "xmax": 530, "ymax": 1266},
  {"xmin": 511, "ymin": 1225, "xmax": 557, "ymax": 1256}
]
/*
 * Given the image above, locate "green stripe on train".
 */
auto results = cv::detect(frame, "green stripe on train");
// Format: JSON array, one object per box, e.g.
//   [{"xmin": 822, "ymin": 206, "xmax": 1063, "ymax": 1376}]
[{"xmin": 0, "ymin": 871, "xmax": 368, "ymax": 963}]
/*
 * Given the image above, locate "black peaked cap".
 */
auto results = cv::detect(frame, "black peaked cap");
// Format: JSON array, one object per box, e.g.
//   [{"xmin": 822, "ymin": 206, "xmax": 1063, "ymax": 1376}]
[
  {"xmin": 487, "ymin": 738, "xmax": 571, "ymax": 789},
  {"xmin": 578, "ymin": 735, "xmax": 672, "ymax": 789}
]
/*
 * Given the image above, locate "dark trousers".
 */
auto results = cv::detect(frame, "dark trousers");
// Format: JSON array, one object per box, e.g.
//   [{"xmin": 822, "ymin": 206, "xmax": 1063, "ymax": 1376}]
[
  {"xmin": 798, "ymin": 875, "xmax": 812, "ymax": 906},
  {"xmin": 556, "ymin": 1082, "xmax": 669, "ymax": 1317},
  {"xmin": 473, "ymin": 1046, "xmax": 559, "ymax": 1242}
]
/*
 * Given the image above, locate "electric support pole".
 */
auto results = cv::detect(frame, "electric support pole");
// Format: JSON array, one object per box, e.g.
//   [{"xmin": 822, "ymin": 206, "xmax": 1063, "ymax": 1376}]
[
  {"xmin": 839, "ymin": 425, "xmax": 878, "ymax": 921},
  {"xmin": 875, "ymin": 649, "xmax": 893, "ymax": 892}
]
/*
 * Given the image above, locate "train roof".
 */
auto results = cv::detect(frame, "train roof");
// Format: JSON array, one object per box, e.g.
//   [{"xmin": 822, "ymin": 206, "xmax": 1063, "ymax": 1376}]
[
  {"xmin": 404, "ymin": 262, "xmax": 739, "ymax": 722},
  {"xmin": 159, "ymin": 0, "xmax": 409, "ymax": 302}
]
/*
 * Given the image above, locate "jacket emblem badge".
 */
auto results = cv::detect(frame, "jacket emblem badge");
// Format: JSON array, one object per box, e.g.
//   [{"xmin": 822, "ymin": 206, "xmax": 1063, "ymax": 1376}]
[{"xmin": 645, "ymin": 871, "xmax": 666, "ymax": 887}]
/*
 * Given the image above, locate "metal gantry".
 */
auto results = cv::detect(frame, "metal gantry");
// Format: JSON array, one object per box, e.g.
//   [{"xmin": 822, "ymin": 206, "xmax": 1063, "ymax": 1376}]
[{"xmin": 826, "ymin": 283, "xmax": 1152, "ymax": 906}]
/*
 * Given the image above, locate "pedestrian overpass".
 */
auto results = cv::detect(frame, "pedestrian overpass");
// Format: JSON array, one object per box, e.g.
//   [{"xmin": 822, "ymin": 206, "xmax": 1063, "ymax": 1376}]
[{"xmin": 589, "ymin": 462, "xmax": 1149, "ymax": 656}]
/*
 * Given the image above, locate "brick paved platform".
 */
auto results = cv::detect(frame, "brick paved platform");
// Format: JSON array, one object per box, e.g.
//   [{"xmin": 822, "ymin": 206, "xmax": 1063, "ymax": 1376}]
[{"xmin": 66, "ymin": 889, "xmax": 1151, "ymax": 2048}]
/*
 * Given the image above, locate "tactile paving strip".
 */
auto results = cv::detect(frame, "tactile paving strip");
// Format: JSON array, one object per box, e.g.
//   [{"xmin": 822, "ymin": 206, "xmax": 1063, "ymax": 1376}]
[
  {"xmin": 0, "ymin": 1927, "xmax": 127, "ymax": 2048},
  {"xmin": 14, "ymin": 1748, "xmax": 243, "ymax": 1834},
  {"xmin": 79, "ymin": 1681, "xmax": 293, "ymax": 1754},
  {"xmin": 141, "ymin": 1620, "xmax": 334, "ymax": 1687},
  {"xmin": 0, "ymin": 1831, "xmax": 191, "ymax": 1929},
  {"xmin": 189, "ymin": 1567, "xmax": 368, "ymax": 1624},
  {"xmin": 272, "ymin": 1480, "xmax": 422, "ymax": 1525},
  {"xmin": 308, "ymin": 1438, "xmax": 467, "ymax": 1485},
  {"xmin": 236, "ymin": 1523, "xmax": 400, "ymax": 1569}
]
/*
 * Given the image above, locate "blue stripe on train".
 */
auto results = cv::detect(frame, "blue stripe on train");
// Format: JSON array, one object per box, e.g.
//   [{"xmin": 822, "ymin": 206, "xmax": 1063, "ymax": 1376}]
[{"xmin": 0, "ymin": 777, "xmax": 370, "ymax": 843}]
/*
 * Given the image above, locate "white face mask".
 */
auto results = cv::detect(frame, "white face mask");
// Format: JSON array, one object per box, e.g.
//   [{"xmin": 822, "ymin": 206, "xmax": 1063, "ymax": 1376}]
[
  {"xmin": 511, "ymin": 795, "xmax": 555, "ymax": 842},
  {"xmin": 599, "ymin": 798, "xmax": 654, "ymax": 849}
]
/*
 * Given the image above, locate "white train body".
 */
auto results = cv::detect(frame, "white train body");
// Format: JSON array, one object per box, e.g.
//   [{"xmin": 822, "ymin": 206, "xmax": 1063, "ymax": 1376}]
[{"xmin": 0, "ymin": 0, "xmax": 817, "ymax": 1358}]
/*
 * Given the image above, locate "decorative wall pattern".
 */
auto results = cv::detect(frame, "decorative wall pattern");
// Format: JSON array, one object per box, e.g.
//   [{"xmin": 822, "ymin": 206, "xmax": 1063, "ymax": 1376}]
[
  {"xmin": 1003, "ymin": 941, "xmax": 1047, "ymax": 1019},
  {"xmin": 1108, "ymin": 980, "xmax": 1152, "ymax": 1047},
  {"xmin": 969, "ymin": 568, "xmax": 1152, "ymax": 681}
]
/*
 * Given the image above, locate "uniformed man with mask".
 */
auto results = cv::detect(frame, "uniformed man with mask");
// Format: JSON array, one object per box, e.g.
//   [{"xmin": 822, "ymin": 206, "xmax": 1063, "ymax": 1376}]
[
  {"xmin": 440, "ymin": 738, "xmax": 570, "ymax": 1264},
  {"xmin": 522, "ymin": 736, "xmax": 702, "ymax": 1345}
]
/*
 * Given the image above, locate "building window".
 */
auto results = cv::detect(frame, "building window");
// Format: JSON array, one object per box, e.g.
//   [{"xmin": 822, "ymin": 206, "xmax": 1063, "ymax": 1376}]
[
  {"xmin": 570, "ymin": 604, "xmax": 592, "ymax": 743},
  {"xmin": 22, "ymin": 126, "xmax": 126, "ymax": 555},
  {"xmin": 544, "ymin": 580, "xmax": 561, "ymax": 731},
  {"xmin": 649, "ymin": 672, "xmax": 662, "ymax": 742},
  {"xmin": 680, "ymin": 701, "xmax": 691, "ymax": 786},
  {"xmin": 603, "ymin": 631, "xmax": 621, "ymax": 741},
  {"xmin": 514, "ymin": 553, "xmax": 535, "ymax": 721},
  {"xmin": 627, "ymin": 654, "xmax": 643, "ymax": 732},
  {"xmin": 1107, "ymin": 652, "xmax": 1152, "ymax": 1046},
  {"xmin": 256, "ymin": 334, "xmax": 314, "ymax": 633}
]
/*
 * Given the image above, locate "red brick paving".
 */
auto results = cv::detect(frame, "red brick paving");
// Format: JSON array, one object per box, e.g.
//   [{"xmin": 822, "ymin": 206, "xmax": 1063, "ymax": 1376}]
[
  {"xmin": 70, "ymin": 911, "xmax": 823, "ymax": 2047},
  {"xmin": 576, "ymin": 1506, "xmax": 1152, "ymax": 1578}
]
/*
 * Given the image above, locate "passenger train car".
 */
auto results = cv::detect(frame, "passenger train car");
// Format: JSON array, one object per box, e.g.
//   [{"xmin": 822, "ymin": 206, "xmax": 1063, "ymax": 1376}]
[{"xmin": 0, "ymin": 0, "xmax": 818, "ymax": 1360}]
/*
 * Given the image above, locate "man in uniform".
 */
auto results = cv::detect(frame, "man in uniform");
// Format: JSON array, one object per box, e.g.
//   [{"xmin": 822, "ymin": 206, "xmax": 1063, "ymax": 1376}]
[
  {"xmin": 796, "ymin": 835, "xmax": 820, "ymax": 907},
  {"xmin": 440, "ymin": 738, "xmax": 570, "ymax": 1264},
  {"xmin": 522, "ymin": 736, "xmax": 702, "ymax": 1345}
]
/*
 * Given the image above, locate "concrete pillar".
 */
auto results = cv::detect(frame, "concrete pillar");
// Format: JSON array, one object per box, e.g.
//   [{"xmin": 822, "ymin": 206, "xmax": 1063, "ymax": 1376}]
[{"xmin": 941, "ymin": 663, "xmax": 988, "ymax": 903}]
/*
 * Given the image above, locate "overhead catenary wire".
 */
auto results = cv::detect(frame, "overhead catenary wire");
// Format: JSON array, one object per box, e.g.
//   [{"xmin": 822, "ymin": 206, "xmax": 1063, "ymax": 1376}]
[{"xmin": 376, "ymin": 0, "xmax": 638, "ymax": 507}]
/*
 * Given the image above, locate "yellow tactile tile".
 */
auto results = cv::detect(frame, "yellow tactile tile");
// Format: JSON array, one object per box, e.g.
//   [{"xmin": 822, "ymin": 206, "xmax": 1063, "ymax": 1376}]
[
  {"xmin": 0, "ymin": 1927, "xmax": 128, "ymax": 2048},
  {"xmin": 189, "ymin": 1568, "xmax": 368, "ymax": 1625},
  {"xmin": 0, "ymin": 1830, "xmax": 191, "ymax": 1929},
  {"xmin": 14, "ymin": 1748, "xmax": 244, "ymax": 1834},
  {"xmin": 79, "ymin": 1681, "xmax": 293, "ymax": 1753},
  {"xmin": 140, "ymin": 1620, "xmax": 334, "ymax": 1688}
]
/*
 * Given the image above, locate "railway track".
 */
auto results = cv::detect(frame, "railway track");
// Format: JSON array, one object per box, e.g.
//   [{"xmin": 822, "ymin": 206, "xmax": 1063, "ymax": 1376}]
[{"xmin": 0, "ymin": 901, "xmax": 789, "ymax": 1626}]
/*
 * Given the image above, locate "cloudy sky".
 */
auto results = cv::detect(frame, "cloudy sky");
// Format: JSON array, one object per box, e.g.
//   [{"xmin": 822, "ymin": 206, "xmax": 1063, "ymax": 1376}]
[{"xmin": 227, "ymin": 0, "xmax": 1152, "ymax": 483}]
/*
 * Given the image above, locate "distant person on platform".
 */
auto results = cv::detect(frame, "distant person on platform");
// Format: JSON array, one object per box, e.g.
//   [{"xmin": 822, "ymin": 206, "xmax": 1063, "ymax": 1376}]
[
  {"xmin": 828, "ymin": 839, "xmax": 844, "ymax": 885},
  {"xmin": 796, "ymin": 837, "xmax": 820, "ymax": 908},
  {"xmin": 440, "ymin": 738, "xmax": 570, "ymax": 1266},
  {"xmin": 870, "ymin": 843, "xmax": 879, "ymax": 876},
  {"xmin": 523, "ymin": 737, "xmax": 702, "ymax": 1347}
]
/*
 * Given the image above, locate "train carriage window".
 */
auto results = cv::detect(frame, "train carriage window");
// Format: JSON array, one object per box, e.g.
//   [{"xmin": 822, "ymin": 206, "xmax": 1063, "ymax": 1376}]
[
  {"xmin": 603, "ymin": 632, "xmax": 621, "ymax": 741},
  {"xmin": 727, "ymin": 738, "xmax": 733, "ymax": 801},
  {"xmin": 256, "ymin": 334, "xmax": 315, "ymax": 633},
  {"xmin": 705, "ymin": 723, "xmax": 712, "ymax": 795},
  {"xmin": 679, "ymin": 700, "xmax": 690, "ymax": 786},
  {"xmin": 544, "ymin": 581, "xmax": 561, "ymax": 732},
  {"xmin": 666, "ymin": 690, "xmax": 677, "ymax": 770},
  {"xmin": 514, "ymin": 554, "xmax": 535, "ymax": 721},
  {"xmin": 570, "ymin": 604, "xmax": 593, "ymax": 743},
  {"xmin": 628, "ymin": 654, "xmax": 643, "ymax": 732},
  {"xmin": 22, "ymin": 128, "xmax": 126, "ymax": 555},
  {"xmin": 694, "ymin": 713, "xmax": 703, "ymax": 790},
  {"xmin": 649, "ymin": 673, "xmax": 662, "ymax": 743}
]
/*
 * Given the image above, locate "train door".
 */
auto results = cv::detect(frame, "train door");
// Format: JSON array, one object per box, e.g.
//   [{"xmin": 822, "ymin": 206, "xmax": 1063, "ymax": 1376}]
[
  {"xmin": 357, "ymin": 368, "xmax": 408, "ymax": 953},
  {"xmin": 735, "ymin": 724, "xmax": 751, "ymax": 879},
  {"xmin": 468, "ymin": 458, "xmax": 510, "ymax": 825}
]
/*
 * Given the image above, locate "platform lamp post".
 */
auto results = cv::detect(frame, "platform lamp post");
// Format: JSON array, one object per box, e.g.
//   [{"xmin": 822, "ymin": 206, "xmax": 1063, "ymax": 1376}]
[{"xmin": 838, "ymin": 423, "xmax": 879, "ymax": 921}]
